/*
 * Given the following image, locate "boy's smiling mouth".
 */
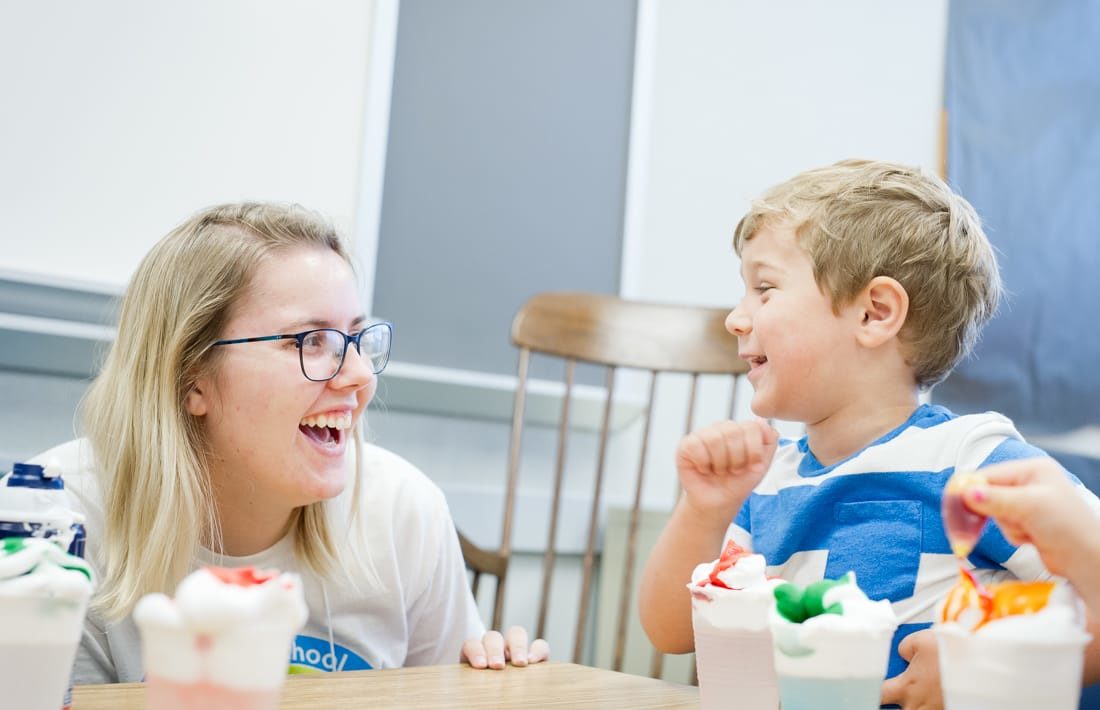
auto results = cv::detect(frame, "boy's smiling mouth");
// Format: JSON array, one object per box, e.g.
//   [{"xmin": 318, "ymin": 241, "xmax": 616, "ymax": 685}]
[{"xmin": 743, "ymin": 354, "xmax": 768, "ymax": 383}]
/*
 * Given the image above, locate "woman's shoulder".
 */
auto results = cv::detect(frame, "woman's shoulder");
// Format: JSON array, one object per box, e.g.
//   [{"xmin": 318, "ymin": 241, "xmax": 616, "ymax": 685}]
[
  {"xmin": 355, "ymin": 441, "xmax": 450, "ymax": 515},
  {"xmin": 342, "ymin": 442, "xmax": 458, "ymax": 573},
  {"xmin": 27, "ymin": 438, "xmax": 105, "ymax": 513},
  {"xmin": 28, "ymin": 437, "xmax": 90, "ymax": 468},
  {"xmin": 25, "ymin": 438, "xmax": 108, "ymax": 566}
]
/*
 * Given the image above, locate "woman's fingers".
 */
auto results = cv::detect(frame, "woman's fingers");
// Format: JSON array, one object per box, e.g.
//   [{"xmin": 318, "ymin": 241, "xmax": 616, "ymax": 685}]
[
  {"xmin": 527, "ymin": 638, "xmax": 550, "ymax": 663},
  {"xmin": 464, "ymin": 627, "xmax": 549, "ymax": 669},
  {"xmin": 461, "ymin": 637, "xmax": 488, "ymax": 668},
  {"xmin": 481, "ymin": 630, "xmax": 506, "ymax": 669},
  {"xmin": 505, "ymin": 625, "xmax": 529, "ymax": 666}
]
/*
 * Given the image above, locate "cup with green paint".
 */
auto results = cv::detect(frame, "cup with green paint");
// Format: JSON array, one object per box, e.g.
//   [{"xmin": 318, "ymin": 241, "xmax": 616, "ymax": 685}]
[
  {"xmin": 0, "ymin": 536, "xmax": 94, "ymax": 710},
  {"xmin": 769, "ymin": 572, "xmax": 897, "ymax": 710}
]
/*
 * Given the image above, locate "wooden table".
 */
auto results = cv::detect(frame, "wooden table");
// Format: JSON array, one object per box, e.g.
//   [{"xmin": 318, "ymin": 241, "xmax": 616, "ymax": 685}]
[{"xmin": 71, "ymin": 662, "xmax": 700, "ymax": 708}]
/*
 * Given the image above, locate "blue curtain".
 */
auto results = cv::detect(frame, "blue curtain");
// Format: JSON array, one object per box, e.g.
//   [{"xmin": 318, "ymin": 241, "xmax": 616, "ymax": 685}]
[
  {"xmin": 938, "ymin": 0, "xmax": 1100, "ymax": 451},
  {"xmin": 938, "ymin": 3, "xmax": 1100, "ymax": 706}
]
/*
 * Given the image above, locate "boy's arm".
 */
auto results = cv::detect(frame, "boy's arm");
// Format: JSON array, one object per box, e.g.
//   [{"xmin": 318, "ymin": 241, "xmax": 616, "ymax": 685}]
[
  {"xmin": 638, "ymin": 419, "xmax": 778, "ymax": 653},
  {"xmin": 638, "ymin": 497, "xmax": 733, "ymax": 652}
]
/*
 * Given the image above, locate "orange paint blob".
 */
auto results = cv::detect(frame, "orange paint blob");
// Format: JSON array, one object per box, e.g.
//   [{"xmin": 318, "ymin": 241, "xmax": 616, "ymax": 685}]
[{"xmin": 941, "ymin": 568, "xmax": 1054, "ymax": 630}]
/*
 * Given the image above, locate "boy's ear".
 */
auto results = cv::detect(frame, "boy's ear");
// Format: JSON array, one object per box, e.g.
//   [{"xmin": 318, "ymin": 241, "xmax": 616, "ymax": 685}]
[{"xmin": 855, "ymin": 276, "xmax": 909, "ymax": 347}]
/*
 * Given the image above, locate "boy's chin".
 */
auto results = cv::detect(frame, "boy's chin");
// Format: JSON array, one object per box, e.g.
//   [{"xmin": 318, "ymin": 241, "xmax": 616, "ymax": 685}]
[{"xmin": 749, "ymin": 398, "xmax": 780, "ymax": 420}]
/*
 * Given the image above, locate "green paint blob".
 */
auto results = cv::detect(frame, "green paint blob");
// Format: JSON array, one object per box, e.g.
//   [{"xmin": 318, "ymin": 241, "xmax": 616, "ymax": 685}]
[
  {"xmin": 773, "ymin": 573, "xmax": 854, "ymax": 623},
  {"xmin": 1, "ymin": 537, "xmax": 28, "ymax": 554},
  {"xmin": 774, "ymin": 583, "xmax": 807, "ymax": 623},
  {"xmin": 0, "ymin": 536, "xmax": 93, "ymax": 581}
]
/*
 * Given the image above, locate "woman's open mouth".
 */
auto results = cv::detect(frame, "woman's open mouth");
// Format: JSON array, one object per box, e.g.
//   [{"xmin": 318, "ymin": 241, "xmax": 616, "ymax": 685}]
[{"xmin": 299, "ymin": 412, "xmax": 353, "ymax": 448}]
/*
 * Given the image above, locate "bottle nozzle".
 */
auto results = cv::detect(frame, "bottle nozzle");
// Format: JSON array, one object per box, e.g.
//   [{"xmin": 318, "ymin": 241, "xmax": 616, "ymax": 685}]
[{"xmin": 43, "ymin": 458, "xmax": 63, "ymax": 479}]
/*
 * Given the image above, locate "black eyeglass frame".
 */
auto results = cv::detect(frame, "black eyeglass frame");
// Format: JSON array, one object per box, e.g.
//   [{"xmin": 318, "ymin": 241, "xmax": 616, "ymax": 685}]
[{"xmin": 211, "ymin": 321, "xmax": 393, "ymax": 381}]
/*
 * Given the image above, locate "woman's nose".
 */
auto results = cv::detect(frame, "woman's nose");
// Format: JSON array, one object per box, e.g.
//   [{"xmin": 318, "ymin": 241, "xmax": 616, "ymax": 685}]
[
  {"xmin": 331, "ymin": 344, "xmax": 375, "ymax": 390},
  {"xmin": 726, "ymin": 306, "xmax": 751, "ymax": 336}
]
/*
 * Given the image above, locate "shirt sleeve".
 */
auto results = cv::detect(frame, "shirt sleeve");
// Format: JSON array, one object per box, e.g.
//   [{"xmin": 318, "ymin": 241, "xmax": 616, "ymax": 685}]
[
  {"xmin": 72, "ymin": 609, "xmax": 118, "ymax": 685},
  {"xmin": 730, "ymin": 497, "xmax": 753, "ymax": 550},
  {"xmin": 403, "ymin": 500, "xmax": 486, "ymax": 666}
]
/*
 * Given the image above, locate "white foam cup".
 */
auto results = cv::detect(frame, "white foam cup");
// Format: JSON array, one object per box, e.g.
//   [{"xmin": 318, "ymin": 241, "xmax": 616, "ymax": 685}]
[
  {"xmin": 693, "ymin": 612, "xmax": 778, "ymax": 710},
  {"xmin": 135, "ymin": 569, "xmax": 307, "ymax": 710},
  {"xmin": 0, "ymin": 584, "xmax": 91, "ymax": 710},
  {"xmin": 935, "ymin": 623, "xmax": 1090, "ymax": 710},
  {"xmin": 770, "ymin": 618, "xmax": 894, "ymax": 710}
]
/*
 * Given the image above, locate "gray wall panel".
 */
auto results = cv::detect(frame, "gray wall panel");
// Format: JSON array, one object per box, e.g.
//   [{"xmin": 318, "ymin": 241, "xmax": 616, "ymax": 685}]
[{"xmin": 374, "ymin": 0, "xmax": 636, "ymax": 381}]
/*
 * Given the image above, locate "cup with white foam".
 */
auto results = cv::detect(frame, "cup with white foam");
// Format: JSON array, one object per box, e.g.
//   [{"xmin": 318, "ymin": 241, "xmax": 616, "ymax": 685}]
[
  {"xmin": 769, "ymin": 572, "xmax": 897, "ymax": 710},
  {"xmin": 935, "ymin": 582, "xmax": 1090, "ymax": 710},
  {"xmin": 0, "ymin": 537, "xmax": 94, "ymax": 710},
  {"xmin": 688, "ymin": 540, "xmax": 783, "ymax": 710},
  {"xmin": 134, "ymin": 566, "xmax": 308, "ymax": 710}
]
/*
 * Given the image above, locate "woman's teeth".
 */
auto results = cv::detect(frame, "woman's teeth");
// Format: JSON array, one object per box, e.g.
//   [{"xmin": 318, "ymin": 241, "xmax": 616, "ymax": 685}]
[{"xmin": 299, "ymin": 413, "xmax": 353, "ymax": 430}]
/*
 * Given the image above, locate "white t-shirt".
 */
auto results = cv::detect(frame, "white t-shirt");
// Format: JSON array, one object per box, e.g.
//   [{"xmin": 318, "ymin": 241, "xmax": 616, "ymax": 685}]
[{"xmin": 31, "ymin": 439, "xmax": 486, "ymax": 684}]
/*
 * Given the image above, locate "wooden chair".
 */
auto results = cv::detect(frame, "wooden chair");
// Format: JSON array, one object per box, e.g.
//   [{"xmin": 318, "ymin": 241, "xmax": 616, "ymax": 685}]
[{"xmin": 460, "ymin": 291, "xmax": 749, "ymax": 678}]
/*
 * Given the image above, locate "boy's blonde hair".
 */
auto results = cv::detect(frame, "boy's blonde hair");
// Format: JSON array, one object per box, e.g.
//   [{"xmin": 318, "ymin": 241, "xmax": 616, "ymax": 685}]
[
  {"xmin": 82, "ymin": 202, "xmax": 371, "ymax": 620},
  {"xmin": 733, "ymin": 159, "xmax": 1001, "ymax": 388}
]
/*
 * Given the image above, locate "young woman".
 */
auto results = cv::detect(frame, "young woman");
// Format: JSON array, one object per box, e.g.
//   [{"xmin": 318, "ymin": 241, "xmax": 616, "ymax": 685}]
[{"xmin": 34, "ymin": 202, "xmax": 546, "ymax": 683}]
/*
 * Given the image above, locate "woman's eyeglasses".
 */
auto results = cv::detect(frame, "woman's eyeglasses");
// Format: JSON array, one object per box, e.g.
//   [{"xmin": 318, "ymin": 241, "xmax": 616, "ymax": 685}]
[{"xmin": 212, "ymin": 322, "xmax": 392, "ymax": 381}]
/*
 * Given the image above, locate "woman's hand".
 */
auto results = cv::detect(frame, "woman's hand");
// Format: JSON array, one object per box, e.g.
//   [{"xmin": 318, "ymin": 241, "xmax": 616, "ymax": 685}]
[
  {"xmin": 963, "ymin": 457, "xmax": 1100, "ymax": 619},
  {"xmin": 963, "ymin": 457, "xmax": 1100, "ymax": 579},
  {"xmin": 462, "ymin": 626, "xmax": 550, "ymax": 669}
]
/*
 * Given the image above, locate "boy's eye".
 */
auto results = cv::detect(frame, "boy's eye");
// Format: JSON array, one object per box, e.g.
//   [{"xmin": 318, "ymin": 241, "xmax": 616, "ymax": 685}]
[{"xmin": 755, "ymin": 284, "xmax": 774, "ymax": 294}]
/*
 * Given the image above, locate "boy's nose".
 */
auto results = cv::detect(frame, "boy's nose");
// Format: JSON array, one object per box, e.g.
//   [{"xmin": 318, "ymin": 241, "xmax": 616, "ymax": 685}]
[{"xmin": 726, "ymin": 307, "xmax": 751, "ymax": 336}]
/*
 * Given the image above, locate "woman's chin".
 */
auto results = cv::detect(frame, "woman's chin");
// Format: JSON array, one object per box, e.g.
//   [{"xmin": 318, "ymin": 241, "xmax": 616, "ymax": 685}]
[
  {"xmin": 290, "ymin": 457, "xmax": 348, "ymax": 504},
  {"xmin": 310, "ymin": 471, "xmax": 348, "ymax": 502}
]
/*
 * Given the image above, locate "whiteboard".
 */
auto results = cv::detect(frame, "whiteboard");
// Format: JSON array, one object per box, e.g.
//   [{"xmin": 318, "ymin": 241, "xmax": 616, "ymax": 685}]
[{"xmin": 0, "ymin": 1, "xmax": 375, "ymax": 289}]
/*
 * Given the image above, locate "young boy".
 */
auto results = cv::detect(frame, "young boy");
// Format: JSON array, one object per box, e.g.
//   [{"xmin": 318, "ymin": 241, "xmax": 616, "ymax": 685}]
[{"xmin": 638, "ymin": 159, "xmax": 1100, "ymax": 706}]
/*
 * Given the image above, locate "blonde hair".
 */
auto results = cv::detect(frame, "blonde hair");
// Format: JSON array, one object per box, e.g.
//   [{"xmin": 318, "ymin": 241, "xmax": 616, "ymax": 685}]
[
  {"xmin": 82, "ymin": 202, "xmax": 370, "ymax": 620},
  {"xmin": 733, "ymin": 159, "xmax": 1001, "ymax": 388}
]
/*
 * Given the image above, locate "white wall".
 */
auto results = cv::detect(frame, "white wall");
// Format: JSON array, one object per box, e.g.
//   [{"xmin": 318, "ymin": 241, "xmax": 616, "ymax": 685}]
[
  {"xmin": 626, "ymin": 0, "xmax": 948, "ymax": 309},
  {"xmin": 0, "ymin": 1, "xmax": 375, "ymax": 290}
]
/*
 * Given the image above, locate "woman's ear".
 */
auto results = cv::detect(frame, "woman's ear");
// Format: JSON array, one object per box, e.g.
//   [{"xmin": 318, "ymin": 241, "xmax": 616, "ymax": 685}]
[
  {"xmin": 185, "ymin": 378, "xmax": 209, "ymax": 417},
  {"xmin": 855, "ymin": 276, "xmax": 909, "ymax": 347}
]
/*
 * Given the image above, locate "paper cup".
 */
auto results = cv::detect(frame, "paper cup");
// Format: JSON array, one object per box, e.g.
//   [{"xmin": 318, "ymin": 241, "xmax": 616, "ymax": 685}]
[
  {"xmin": 693, "ymin": 613, "xmax": 778, "ymax": 710},
  {"xmin": 144, "ymin": 675, "xmax": 281, "ymax": 710},
  {"xmin": 137, "ymin": 595, "xmax": 297, "ymax": 710},
  {"xmin": 935, "ymin": 624, "xmax": 1089, "ymax": 710},
  {"xmin": 0, "ymin": 591, "xmax": 90, "ymax": 710},
  {"xmin": 771, "ymin": 621, "xmax": 893, "ymax": 710}
]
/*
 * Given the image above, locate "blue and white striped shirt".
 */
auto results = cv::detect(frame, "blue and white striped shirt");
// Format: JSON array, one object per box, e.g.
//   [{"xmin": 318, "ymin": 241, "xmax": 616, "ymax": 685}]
[{"xmin": 731, "ymin": 404, "xmax": 1080, "ymax": 678}]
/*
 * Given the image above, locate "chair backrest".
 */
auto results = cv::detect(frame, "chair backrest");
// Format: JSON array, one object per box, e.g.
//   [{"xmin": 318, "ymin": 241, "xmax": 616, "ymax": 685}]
[{"xmin": 468, "ymin": 291, "xmax": 748, "ymax": 677}]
